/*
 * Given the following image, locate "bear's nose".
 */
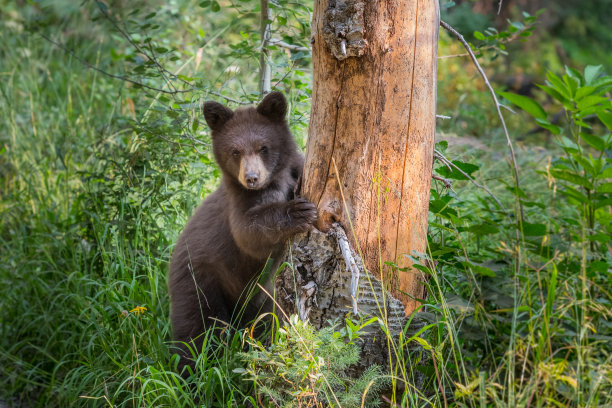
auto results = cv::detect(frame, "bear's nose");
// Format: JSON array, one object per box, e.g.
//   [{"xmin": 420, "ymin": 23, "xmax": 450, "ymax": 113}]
[{"xmin": 245, "ymin": 172, "xmax": 259, "ymax": 187}]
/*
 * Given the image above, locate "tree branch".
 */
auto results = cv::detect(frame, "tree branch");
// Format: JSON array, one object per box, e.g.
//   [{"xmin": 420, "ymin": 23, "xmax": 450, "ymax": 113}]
[
  {"xmin": 431, "ymin": 174, "xmax": 455, "ymax": 193},
  {"xmin": 269, "ymin": 38, "xmax": 310, "ymax": 52},
  {"xmin": 259, "ymin": 0, "xmax": 272, "ymax": 96},
  {"xmin": 440, "ymin": 20, "xmax": 523, "ymax": 220},
  {"xmin": 434, "ymin": 149, "xmax": 505, "ymax": 212},
  {"xmin": 38, "ymin": 33, "xmax": 190, "ymax": 95}
]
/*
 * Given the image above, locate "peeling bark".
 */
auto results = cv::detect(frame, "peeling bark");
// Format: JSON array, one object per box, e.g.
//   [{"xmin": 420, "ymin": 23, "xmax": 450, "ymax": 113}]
[
  {"xmin": 303, "ymin": 0, "xmax": 439, "ymax": 315},
  {"xmin": 276, "ymin": 226, "xmax": 424, "ymax": 374},
  {"xmin": 322, "ymin": 0, "xmax": 367, "ymax": 60},
  {"xmin": 276, "ymin": 0, "xmax": 439, "ymax": 374}
]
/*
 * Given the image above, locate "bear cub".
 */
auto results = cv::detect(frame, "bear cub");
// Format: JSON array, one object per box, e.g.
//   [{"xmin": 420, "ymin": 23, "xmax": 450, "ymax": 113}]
[{"xmin": 169, "ymin": 92, "xmax": 317, "ymax": 367}]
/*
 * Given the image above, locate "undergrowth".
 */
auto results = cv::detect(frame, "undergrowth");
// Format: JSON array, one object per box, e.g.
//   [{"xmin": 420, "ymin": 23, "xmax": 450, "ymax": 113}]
[{"xmin": 0, "ymin": 1, "xmax": 610, "ymax": 407}]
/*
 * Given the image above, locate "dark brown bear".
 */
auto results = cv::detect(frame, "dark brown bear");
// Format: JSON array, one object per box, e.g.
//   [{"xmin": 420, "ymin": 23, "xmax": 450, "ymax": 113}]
[{"xmin": 169, "ymin": 92, "xmax": 316, "ymax": 369}]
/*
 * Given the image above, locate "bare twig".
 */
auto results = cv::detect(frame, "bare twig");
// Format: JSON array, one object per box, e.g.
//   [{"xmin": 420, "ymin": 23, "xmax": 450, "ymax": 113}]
[
  {"xmin": 438, "ymin": 53, "xmax": 469, "ymax": 59},
  {"xmin": 440, "ymin": 20, "xmax": 523, "ymax": 220},
  {"xmin": 39, "ymin": 33, "xmax": 190, "ymax": 95},
  {"xmin": 206, "ymin": 92, "xmax": 250, "ymax": 105},
  {"xmin": 432, "ymin": 174, "xmax": 455, "ymax": 193},
  {"xmin": 94, "ymin": 2, "xmax": 181, "ymax": 93},
  {"xmin": 269, "ymin": 38, "xmax": 310, "ymax": 52},
  {"xmin": 40, "ymin": 30, "xmax": 245, "ymax": 105},
  {"xmin": 259, "ymin": 0, "xmax": 272, "ymax": 96},
  {"xmin": 93, "ymin": 3, "xmax": 248, "ymax": 105},
  {"xmin": 273, "ymin": 60, "xmax": 297, "ymax": 90},
  {"xmin": 436, "ymin": 114, "xmax": 452, "ymax": 120},
  {"xmin": 434, "ymin": 149, "xmax": 506, "ymax": 211}
]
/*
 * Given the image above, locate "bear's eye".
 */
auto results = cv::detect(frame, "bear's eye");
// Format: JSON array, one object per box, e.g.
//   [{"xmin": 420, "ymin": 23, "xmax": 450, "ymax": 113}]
[
  {"xmin": 232, "ymin": 149, "xmax": 240, "ymax": 158},
  {"xmin": 260, "ymin": 146, "xmax": 268, "ymax": 153}
]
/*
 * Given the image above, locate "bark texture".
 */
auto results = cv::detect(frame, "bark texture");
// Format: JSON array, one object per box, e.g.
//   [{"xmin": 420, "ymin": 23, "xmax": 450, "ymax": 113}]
[
  {"xmin": 277, "ymin": 226, "xmax": 414, "ymax": 373},
  {"xmin": 303, "ymin": 0, "xmax": 439, "ymax": 315},
  {"xmin": 276, "ymin": 0, "xmax": 438, "ymax": 376}
]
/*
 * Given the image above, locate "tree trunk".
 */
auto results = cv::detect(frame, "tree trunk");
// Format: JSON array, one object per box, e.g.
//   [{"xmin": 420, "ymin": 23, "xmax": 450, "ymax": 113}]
[{"xmin": 276, "ymin": 0, "xmax": 439, "ymax": 370}]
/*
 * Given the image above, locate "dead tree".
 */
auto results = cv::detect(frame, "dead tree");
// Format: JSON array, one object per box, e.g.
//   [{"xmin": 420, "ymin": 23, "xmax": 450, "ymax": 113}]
[{"xmin": 276, "ymin": 0, "xmax": 440, "ymax": 371}]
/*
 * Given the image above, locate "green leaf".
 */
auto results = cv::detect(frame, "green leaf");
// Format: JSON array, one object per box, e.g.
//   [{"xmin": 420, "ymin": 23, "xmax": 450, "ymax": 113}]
[
  {"xmin": 578, "ymin": 105, "xmax": 611, "ymax": 119},
  {"xmin": 277, "ymin": 16, "xmax": 287, "ymax": 25},
  {"xmin": 557, "ymin": 136, "xmax": 580, "ymax": 154},
  {"xmin": 211, "ymin": 1, "xmax": 221, "ymax": 12},
  {"xmin": 599, "ymin": 182, "xmax": 612, "ymax": 193},
  {"xmin": 505, "ymin": 185, "xmax": 528, "ymax": 198},
  {"xmin": 537, "ymin": 84, "xmax": 569, "ymax": 105},
  {"xmin": 436, "ymin": 140, "xmax": 449, "ymax": 151},
  {"xmin": 588, "ymin": 261, "xmax": 610, "ymax": 276},
  {"xmin": 546, "ymin": 72, "xmax": 571, "ymax": 100},
  {"xmin": 523, "ymin": 222, "xmax": 546, "ymax": 236},
  {"xmin": 550, "ymin": 169, "xmax": 593, "ymax": 189},
  {"xmin": 597, "ymin": 111, "xmax": 612, "ymax": 131},
  {"xmin": 581, "ymin": 133, "xmax": 605, "ymax": 151},
  {"xmin": 559, "ymin": 185, "xmax": 588, "ymax": 203},
  {"xmin": 575, "ymin": 119, "xmax": 592, "ymax": 129},
  {"xmin": 574, "ymin": 86, "xmax": 596, "ymax": 101},
  {"xmin": 95, "ymin": 1, "xmax": 108, "ymax": 12},
  {"xmin": 565, "ymin": 66, "xmax": 583, "ymax": 84},
  {"xmin": 597, "ymin": 166, "xmax": 612, "ymax": 179},
  {"xmin": 521, "ymin": 200, "xmax": 545, "ymax": 209},
  {"xmin": 594, "ymin": 196, "xmax": 612, "ymax": 209},
  {"xmin": 587, "ymin": 234, "xmax": 610, "ymax": 244},
  {"xmin": 465, "ymin": 223, "xmax": 499, "ymax": 236},
  {"xmin": 572, "ymin": 154, "xmax": 595, "ymax": 176},
  {"xmin": 474, "ymin": 31, "xmax": 485, "ymax": 40},
  {"xmin": 461, "ymin": 261, "xmax": 496, "ymax": 277},
  {"xmin": 436, "ymin": 160, "xmax": 479, "ymax": 181},
  {"xmin": 511, "ymin": 21, "xmax": 525, "ymax": 30},
  {"xmin": 535, "ymin": 118, "xmax": 561, "ymax": 135},
  {"xmin": 498, "ymin": 91, "xmax": 546, "ymax": 119},
  {"xmin": 576, "ymin": 95, "xmax": 606, "ymax": 111},
  {"xmin": 545, "ymin": 265, "xmax": 557, "ymax": 322},
  {"xmin": 563, "ymin": 74, "xmax": 578, "ymax": 98},
  {"xmin": 584, "ymin": 65, "xmax": 604, "ymax": 85},
  {"xmin": 591, "ymin": 76, "xmax": 612, "ymax": 95},
  {"xmin": 429, "ymin": 199, "xmax": 458, "ymax": 217}
]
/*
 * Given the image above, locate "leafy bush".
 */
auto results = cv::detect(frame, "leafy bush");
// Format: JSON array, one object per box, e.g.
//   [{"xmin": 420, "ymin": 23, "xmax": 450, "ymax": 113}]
[
  {"xmin": 422, "ymin": 64, "xmax": 612, "ymax": 406},
  {"xmin": 238, "ymin": 315, "xmax": 389, "ymax": 408}
]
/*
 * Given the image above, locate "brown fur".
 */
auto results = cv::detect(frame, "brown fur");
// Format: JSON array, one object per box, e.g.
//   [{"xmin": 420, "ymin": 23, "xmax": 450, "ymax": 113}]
[{"xmin": 169, "ymin": 92, "xmax": 317, "ymax": 370}]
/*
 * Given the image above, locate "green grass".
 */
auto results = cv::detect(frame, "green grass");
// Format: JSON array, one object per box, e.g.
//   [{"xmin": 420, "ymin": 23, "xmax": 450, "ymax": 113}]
[
  {"xmin": 0, "ymin": 4, "xmax": 206, "ymax": 406},
  {"xmin": 1, "ymin": 1, "xmax": 611, "ymax": 407}
]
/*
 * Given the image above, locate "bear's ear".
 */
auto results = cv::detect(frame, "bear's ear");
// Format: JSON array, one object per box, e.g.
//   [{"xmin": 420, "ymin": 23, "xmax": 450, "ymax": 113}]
[
  {"xmin": 203, "ymin": 101, "xmax": 234, "ymax": 131},
  {"xmin": 256, "ymin": 91, "xmax": 287, "ymax": 122}
]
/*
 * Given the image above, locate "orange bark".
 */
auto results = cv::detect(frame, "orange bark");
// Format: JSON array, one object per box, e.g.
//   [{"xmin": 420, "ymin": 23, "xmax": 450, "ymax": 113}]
[{"xmin": 303, "ymin": 0, "xmax": 439, "ymax": 315}]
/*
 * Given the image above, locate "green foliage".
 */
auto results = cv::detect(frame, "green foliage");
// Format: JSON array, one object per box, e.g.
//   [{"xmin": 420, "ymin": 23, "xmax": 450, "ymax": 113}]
[
  {"xmin": 422, "ymin": 65, "xmax": 612, "ymax": 406},
  {"xmin": 501, "ymin": 64, "xmax": 612, "ymax": 255},
  {"xmin": 238, "ymin": 315, "xmax": 388, "ymax": 408},
  {"xmin": 471, "ymin": 10, "xmax": 543, "ymax": 59},
  {"xmin": 1, "ymin": 0, "xmax": 611, "ymax": 407}
]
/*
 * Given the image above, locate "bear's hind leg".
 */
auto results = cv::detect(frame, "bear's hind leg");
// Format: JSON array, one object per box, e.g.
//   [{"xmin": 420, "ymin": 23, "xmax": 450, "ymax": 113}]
[{"xmin": 170, "ymin": 283, "xmax": 231, "ymax": 375}]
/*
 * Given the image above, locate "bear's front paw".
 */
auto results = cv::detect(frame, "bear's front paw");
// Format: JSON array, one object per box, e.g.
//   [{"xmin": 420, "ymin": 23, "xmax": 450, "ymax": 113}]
[{"xmin": 287, "ymin": 198, "xmax": 318, "ymax": 232}]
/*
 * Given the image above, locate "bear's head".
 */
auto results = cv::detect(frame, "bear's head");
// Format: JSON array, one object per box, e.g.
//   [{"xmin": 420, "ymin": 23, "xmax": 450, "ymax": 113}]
[{"xmin": 203, "ymin": 92, "xmax": 296, "ymax": 190}]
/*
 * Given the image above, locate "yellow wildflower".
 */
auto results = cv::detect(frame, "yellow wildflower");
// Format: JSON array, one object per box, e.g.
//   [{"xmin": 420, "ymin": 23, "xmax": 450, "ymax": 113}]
[{"xmin": 129, "ymin": 306, "xmax": 148, "ymax": 315}]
